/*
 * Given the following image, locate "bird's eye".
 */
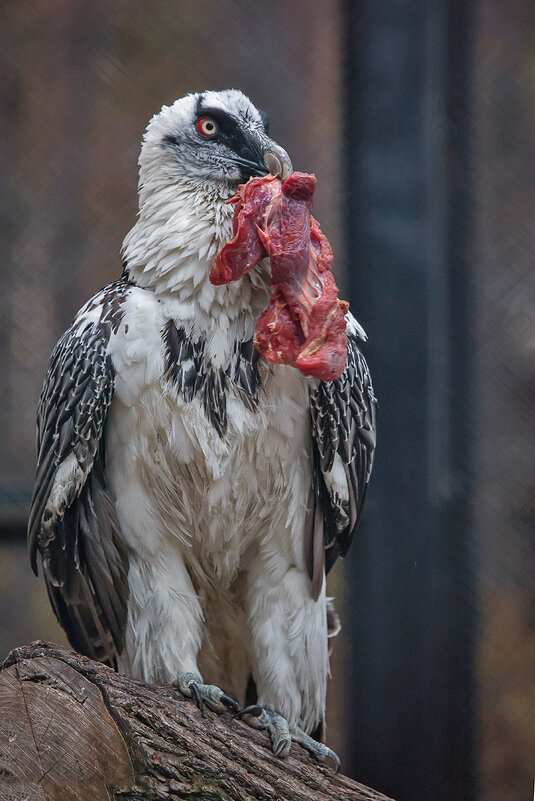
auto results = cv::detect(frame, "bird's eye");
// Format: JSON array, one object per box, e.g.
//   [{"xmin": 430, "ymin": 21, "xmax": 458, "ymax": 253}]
[{"xmin": 197, "ymin": 117, "xmax": 218, "ymax": 137}]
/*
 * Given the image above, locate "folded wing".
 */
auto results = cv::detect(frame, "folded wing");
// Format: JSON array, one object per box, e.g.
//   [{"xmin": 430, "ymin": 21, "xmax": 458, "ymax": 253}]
[
  {"xmin": 308, "ymin": 318, "xmax": 377, "ymax": 595},
  {"xmin": 28, "ymin": 284, "xmax": 130, "ymax": 665}
]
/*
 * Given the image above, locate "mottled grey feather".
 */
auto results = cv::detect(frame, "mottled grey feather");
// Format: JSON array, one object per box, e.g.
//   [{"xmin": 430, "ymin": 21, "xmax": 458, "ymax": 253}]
[
  {"xmin": 27, "ymin": 281, "xmax": 130, "ymax": 666},
  {"xmin": 310, "ymin": 331, "xmax": 377, "ymax": 576}
]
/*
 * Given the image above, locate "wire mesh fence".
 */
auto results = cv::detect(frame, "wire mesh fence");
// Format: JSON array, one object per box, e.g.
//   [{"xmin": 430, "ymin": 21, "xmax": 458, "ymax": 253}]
[{"xmin": 473, "ymin": 2, "xmax": 535, "ymax": 798}]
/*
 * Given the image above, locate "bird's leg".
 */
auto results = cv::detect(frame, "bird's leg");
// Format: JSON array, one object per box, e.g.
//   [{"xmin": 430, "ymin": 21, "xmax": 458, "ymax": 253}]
[
  {"xmin": 118, "ymin": 544, "xmax": 239, "ymax": 715},
  {"xmin": 235, "ymin": 705, "xmax": 340, "ymax": 770},
  {"xmin": 238, "ymin": 545, "xmax": 338, "ymax": 767},
  {"xmin": 175, "ymin": 672, "xmax": 240, "ymax": 715}
]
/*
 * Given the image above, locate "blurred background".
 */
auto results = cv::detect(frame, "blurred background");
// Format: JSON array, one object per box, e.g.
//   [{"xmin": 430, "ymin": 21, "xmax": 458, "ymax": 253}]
[{"xmin": 0, "ymin": 2, "xmax": 533, "ymax": 800}]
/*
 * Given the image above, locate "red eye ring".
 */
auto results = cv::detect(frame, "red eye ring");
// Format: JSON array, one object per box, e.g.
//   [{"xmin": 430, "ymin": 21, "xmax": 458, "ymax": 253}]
[{"xmin": 197, "ymin": 117, "xmax": 218, "ymax": 137}]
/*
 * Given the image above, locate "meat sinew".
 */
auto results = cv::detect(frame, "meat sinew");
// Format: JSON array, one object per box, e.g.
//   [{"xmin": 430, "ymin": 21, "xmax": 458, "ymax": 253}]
[{"xmin": 210, "ymin": 172, "xmax": 349, "ymax": 381}]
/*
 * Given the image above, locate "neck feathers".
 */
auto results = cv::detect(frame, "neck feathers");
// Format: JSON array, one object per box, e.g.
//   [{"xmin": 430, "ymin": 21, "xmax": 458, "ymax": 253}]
[{"xmin": 122, "ymin": 178, "xmax": 271, "ymax": 340}]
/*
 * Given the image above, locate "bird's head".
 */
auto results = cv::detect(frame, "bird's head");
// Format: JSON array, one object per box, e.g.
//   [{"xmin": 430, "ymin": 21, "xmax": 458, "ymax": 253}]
[
  {"xmin": 139, "ymin": 89, "xmax": 292, "ymax": 192},
  {"xmin": 124, "ymin": 90, "xmax": 292, "ymax": 309}
]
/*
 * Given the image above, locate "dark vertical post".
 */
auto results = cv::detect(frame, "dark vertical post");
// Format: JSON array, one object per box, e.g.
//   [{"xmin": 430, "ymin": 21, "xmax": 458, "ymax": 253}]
[{"xmin": 340, "ymin": 2, "xmax": 475, "ymax": 800}]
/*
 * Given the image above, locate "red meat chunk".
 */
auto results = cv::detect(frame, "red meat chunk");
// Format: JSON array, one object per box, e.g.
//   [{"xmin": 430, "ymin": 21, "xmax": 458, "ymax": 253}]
[{"xmin": 210, "ymin": 172, "xmax": 349, "ymax": 381}]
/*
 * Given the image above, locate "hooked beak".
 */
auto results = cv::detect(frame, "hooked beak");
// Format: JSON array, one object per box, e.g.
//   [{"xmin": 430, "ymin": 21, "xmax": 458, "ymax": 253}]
[
  {"xmin": 262, "ymin": 143, "xmax": 293, "ymax": 181},
  {"xmin": 229, "ymin": 135, "xmax": 293, "ymax": 183}
]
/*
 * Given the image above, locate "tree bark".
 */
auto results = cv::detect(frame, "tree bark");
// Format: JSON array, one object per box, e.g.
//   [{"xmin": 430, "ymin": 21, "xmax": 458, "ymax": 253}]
[{"xmin": 0, "ymin": 642, "xmax": 394, "ymax": 801}]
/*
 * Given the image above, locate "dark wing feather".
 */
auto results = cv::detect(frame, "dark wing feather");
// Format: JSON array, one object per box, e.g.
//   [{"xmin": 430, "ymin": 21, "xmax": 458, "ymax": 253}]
[
  {"xmin": 28, "ymin": 289, "xmax": 129, "ymax": 666},
  {"xmin": 310, "ymin": 329, "xmax": 377, "ymax": 582}
]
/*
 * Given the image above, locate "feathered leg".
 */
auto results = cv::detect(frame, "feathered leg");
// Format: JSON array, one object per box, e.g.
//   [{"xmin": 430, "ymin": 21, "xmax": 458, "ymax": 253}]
[
  {"xmin": 239, "ymin": 548, "xmax": 338, "ymax": 767},
  {"xmin": 118, "ymin": 548, "xmax": 240, "ymax": 712}
]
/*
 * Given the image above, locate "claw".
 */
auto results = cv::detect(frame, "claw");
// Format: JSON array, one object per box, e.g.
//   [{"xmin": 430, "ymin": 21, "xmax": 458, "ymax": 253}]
[
  {"xmin": 188, "ymin": 681, "xmax": 206, "ymax": 716},
  {"xmin": 311, "ymin": 743, "xmax": 341, "ymax": 772},
  {"xmin": 233, "ymin": 704, "xmax": 263, "ymax": 720},
  {"xmin": 272, "ymin": 733, "xmax": 291, "ymax": 758},
  {"xmin": 290, "ymin": 726, "xmax": 341, "ymax": 772},
  {"xmin": 220, "ymin": 693, "xmax": 240, "ymax": 713},
  {"xmin": 175, "ymin": 673, "xmax": 239, "ymax": 715},
  {"xmin": 325, "ymin": 750, "xmax": 341, "ymax": 773}
]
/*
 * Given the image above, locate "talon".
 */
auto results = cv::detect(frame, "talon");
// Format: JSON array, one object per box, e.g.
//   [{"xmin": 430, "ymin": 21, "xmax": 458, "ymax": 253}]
[
  {"xmin": 221, "ymin": 693, "xmax": 240, "ymax": 713},
  {"xmin": 321, "ymin": 748, "xmax": 341, "ymax": 773},
  {"xmin": 290, "ymin": 725, "xmax": 341, "ymax": 771},
  {"xmin": 175, "ymin": 673, "xmax": 239, "ymax": 716},
  {"xmin": 331, "ymin": 753, "xmax": 341, "ymax": 773},
  {"xmin": 273, "ymin": 735, "xmax": 291, "ymax": 757},
  {"xmin": 189, "ymin": 681, "xmax": 205, "ymax": 716},
  {"xmin": 234, "ymin": 704, "xmax": 264, "ymax": 720}
]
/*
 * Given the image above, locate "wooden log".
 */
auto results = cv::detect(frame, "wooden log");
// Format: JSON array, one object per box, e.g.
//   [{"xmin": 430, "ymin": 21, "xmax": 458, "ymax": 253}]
[{"xmin": 0, "ymin": 642, "xmax": 394, "ymax": 801}]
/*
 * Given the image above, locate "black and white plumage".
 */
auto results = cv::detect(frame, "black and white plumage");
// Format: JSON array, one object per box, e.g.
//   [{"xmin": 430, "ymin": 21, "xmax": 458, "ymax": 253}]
[{"xmin": 28, "ymin": 90, "xmax": 376, "ymax": 761}]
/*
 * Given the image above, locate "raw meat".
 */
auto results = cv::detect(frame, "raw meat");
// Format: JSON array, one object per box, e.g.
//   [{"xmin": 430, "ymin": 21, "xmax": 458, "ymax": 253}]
[{"xmin": 210, "ymin": 172, "xmax": 349, "ymax": 381}]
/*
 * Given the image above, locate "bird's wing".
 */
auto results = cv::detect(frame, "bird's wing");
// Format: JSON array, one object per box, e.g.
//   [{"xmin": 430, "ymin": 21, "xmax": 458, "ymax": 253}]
[
  {"xmin": 308, "ymin": 315, "xmax": 377, "ymax": 596},
  {"xmin": 28, "ymin": 282, "xmax": 130, "ymax": 666}
]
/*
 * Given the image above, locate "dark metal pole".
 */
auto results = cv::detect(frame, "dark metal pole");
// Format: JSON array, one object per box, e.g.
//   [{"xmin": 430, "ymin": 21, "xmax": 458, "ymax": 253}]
[{"xmin": 340, "ymin": 2, "xmax": 475, "ymax": 800}]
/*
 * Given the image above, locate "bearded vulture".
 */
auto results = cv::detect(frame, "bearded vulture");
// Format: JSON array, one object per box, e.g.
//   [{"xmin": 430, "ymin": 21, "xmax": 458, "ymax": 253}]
[{"xmin": 28, "ymin": 90, "xmax": 376, "ymax": 767}]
